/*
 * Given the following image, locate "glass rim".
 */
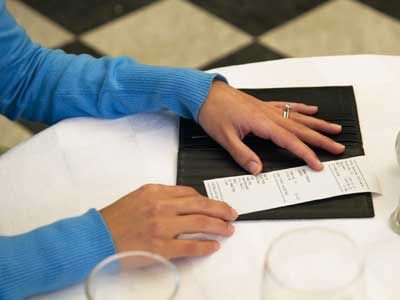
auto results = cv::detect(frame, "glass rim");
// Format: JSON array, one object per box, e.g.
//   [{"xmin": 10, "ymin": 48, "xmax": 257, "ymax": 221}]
[
  {"xmin": 85, "ymin": 250, "xmax": 180, "ymax": 300},
  {"xmin": 263, "ymin": 226, "xmax": 364, "ymax": 295}
]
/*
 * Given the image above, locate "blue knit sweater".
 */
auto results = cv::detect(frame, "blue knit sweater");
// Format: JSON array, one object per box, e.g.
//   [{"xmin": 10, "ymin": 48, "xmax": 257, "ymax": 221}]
[{"xmin": 0, "ymin": 1, "xmax": 224, "ymax": 298}]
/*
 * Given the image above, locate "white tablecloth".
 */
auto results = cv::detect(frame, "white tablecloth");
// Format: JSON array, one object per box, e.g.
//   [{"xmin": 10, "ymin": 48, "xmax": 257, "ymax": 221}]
[{"xmin": 1, "ymin": 55, "xmax": 400, "ymax": 299}]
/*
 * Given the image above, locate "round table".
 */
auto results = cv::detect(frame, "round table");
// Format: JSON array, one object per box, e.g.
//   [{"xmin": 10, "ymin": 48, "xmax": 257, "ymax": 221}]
[{"xmin": 1, "ymin": 55, "xmax": 400, "ymax": 299}]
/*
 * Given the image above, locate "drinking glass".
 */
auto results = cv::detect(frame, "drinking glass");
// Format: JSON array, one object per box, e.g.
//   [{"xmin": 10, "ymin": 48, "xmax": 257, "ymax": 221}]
[
  {"xmin": 390, "ymin": 197, "xmax": 400, "ymax": 234},
  {"xmin": 85, "ymin": 251, "xmax": 179, "ymax": 300},
  {"xmin": 262, "ymin": 227, "xmax": 364, "ymax": 300}
]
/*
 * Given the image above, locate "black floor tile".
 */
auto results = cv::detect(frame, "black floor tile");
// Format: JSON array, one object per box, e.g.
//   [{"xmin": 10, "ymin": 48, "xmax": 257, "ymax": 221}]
[
  {"xmin": 201, "ymin": 42, "xmax": 285, "ymax": 70},
  {"xmin": 61, "ymin": 40, "xmax": 103, "ymax": 58},
  {"xmin": 357, "ymin": 0, "xmax": 400, "ymax": 21},
  {"xmin": 17, "ymin": 120, "xmax": 48, "ymax": 134},
  {"xmin": 21, "ymin": 0, "xmax": 156, "ymax": 34},
  {"xmin": 189, "ymin": 0, "xmax": 328, "ymax": 36}
]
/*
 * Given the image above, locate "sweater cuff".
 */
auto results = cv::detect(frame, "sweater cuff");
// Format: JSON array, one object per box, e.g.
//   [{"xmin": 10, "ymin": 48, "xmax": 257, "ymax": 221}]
[
  {"xmin": 116, "ymin": 62, "xmax": 227, "ymax": 122},
  {"xmin": 0, "ymin": 209, "xmax": 116, "ymax": 299}
]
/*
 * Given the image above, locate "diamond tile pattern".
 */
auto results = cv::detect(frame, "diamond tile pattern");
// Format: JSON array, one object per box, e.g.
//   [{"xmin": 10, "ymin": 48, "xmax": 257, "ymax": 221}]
[
  {"xmin": 259, "ymin": 0, "xmax": 400, "ymax": 57},
  {"xmin": 61, "ymin": 40, "xmax": 103, "ymax": 58},
  {"xmin": 21, "ymin": 0, "xmax": 156, "ymax": 34},
  {"xmin": 81, "ymin": 0, "xmax": 252, "ymax": 68},
  {"xmin": 2, "ymin": 0, "xmax": 400, "ymax": 149},
  {"xmin": 358, "ymin": 0, "xmax": 400, "ymax": 22},
  {"xmin": 201, "ymin": 43, "xmax": 284, "ymax": 70},
  {"xmin": 189, "ymin": 0, "xmax": 329, "ymax": 36},
  {"xmin": 6, "ymin": 0, "xmax": 73, "ymax": 48},
  {"xmin": 0, "ymin": 116, "xmax": 32, "ymax": 149}
]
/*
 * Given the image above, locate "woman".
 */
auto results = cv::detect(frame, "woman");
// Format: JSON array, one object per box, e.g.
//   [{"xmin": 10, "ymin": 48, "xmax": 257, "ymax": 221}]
[{"xmin": 0, "ymin": 1, "xmax": 344, "ymax": 298}]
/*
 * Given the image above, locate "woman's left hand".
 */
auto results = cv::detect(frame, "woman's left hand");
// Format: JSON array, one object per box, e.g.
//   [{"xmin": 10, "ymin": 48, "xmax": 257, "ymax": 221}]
[{"xmin": 198, "ymin": 81, "xmax": 345, "ymax": 175}]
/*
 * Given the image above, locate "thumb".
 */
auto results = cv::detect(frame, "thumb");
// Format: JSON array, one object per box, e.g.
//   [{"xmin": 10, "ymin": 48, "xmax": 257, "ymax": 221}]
[{"xmin": 222, "ymin": 128, "xmax": 262, "ymax": 175}]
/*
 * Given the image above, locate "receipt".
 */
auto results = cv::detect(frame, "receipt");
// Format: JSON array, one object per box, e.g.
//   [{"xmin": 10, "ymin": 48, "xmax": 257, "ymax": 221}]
[{"xmin": 204, "ymin": 156, "xmax": 381, "ymax": 215}]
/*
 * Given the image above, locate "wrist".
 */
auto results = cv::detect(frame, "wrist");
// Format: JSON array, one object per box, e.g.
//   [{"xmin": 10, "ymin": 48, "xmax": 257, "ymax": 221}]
[{"xmin": 116, "ymin": 62, "xmax": 227, "ymax": 121}]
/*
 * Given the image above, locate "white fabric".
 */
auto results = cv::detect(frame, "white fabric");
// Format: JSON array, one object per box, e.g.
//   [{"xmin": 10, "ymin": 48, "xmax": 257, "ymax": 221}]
[{"xmin": 1, "ymin": 55, "xmax": 400, "ymax": 299}]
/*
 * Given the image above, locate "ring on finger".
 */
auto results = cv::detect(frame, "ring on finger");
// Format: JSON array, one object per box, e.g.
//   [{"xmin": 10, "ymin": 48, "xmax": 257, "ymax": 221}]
[{"xmin": 283, "ymin": 104, "xmax": 291, "ymax": 119}]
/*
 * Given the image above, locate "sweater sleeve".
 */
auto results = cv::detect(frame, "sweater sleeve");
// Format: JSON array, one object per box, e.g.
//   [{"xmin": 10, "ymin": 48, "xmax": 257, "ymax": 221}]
[
  {"xmin": 0, "ymin": 0, "xmax": 226, "ymax": 124},
  {"xmin": 0, "ymin": 1, "xmax": 227, "ymax": 298},
  {"xmin": 0, "ymin": 209, "xmax": 116, "ymax": 299}
]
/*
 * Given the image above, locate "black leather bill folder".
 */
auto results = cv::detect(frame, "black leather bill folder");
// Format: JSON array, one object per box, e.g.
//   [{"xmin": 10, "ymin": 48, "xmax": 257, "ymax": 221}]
[{"xmin": 176, "ymin": 86, "xmax": 374, "ymax": 221}]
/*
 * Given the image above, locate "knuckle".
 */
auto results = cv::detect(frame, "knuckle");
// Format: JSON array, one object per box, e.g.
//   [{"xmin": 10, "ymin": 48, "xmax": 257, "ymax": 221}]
[
  {"xmin": 298, "ymin": 103, "xmax": 308, "ymax": 110},
  {"xmin": 277, "ymin": 133, "xmax": 291, "ymax": 149},
  {"xmin": 220, "ymin": 202, "xmax": 233, "ymax": 217},
  {"xmin": 320, "ymin": 119, "xmax": 330, "ymax": 126},
  {"xmin": 222, "ymin": 129, "xmax": 236, "ymax": 147},
  {"xmin": 300, "ymin": 147, "xmax": 314, "ymax": 160},
  {"xmin": 194, "ymin": 215, "xmax": 210, "ymax": 228},
  {"xmin": 212, "ymin": 200, "xmax": 229, "ymax": 215},
  {"xmin": 195, "ymin": 242, "xmax": 217, "ymax": 255},
  {"xmin": 188, "ymin": 186, "xmax": 198, "ymax": 194},
  {"xmin": 181, "ymin": 186, "xmax": 198, "ymax": 195},
  {"xmin": 315, "ymin": 139, "xmax": 326, "ymax": 149},
  {"xmin": 312, "ymin": 134, "xmax": 329, "ymax": 148},
  {"xmin": 312, "ymin": 119, "xmax": 326, "ymax": 129},
  {"xmin": 220, "ymin": 201, "xmax": 231, "ymax": 211},
  {"xmin": 146, "ymin": 199, "xmax": 163, "ymax": 217},
  {"xmin": 183, "ymin": 241, "xmax": 205, "ymax": 256},
  {"xmin": 140, "ymin": 183, "xmax": 162, "ymax": 194},
  {"xmin": 198, "ymin": 198, "xmax": 211, "ymax": 210},
  {"xmin": 148, "ymin": 220, "xmax": 165, "ymax": 237}
]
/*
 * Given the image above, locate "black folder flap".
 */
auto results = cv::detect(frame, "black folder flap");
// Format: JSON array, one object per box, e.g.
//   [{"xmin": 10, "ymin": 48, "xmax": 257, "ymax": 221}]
[{"xmin": 177, "ymin": 86, "xmax": 374, "ymax": 220}]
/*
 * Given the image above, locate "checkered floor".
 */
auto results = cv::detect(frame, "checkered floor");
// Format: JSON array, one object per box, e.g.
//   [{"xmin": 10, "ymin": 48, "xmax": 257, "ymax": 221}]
[{"xmin": 2, "ymin": 0, "xmax": 400, "ymax": 151}]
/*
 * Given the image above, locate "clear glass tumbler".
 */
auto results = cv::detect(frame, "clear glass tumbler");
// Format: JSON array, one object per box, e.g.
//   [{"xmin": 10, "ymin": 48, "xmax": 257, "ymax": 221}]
[
  {"xmin": 85, "ymin": 251, "xmax": 179, "ymax": 300},
  {"xmin": 262, "ymin": 227, "xmax": 364, "ymax": 300}
]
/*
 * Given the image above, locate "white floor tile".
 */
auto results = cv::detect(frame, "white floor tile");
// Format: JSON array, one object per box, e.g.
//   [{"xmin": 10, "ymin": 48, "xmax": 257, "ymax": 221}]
[
  {"xmin": 0, "ymin": 116, "xmax": 32, "ymax": 149},
  {"xmin": 6, "ymin": 0, "xmax": 74, "ymax": 48},
  {"xmin": 81, "ymin": 0, "xmax": 252, "ymax": 68},
  {"xmin": 259, "ymin": 0, "xmax": 400, "ymax": 57}
]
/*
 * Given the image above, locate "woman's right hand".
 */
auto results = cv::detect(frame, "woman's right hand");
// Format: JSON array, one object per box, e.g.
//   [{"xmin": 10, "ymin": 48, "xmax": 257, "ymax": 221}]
[{"xmin": 100, "ymin": 184, "xmax": 238, "ymax": 259}]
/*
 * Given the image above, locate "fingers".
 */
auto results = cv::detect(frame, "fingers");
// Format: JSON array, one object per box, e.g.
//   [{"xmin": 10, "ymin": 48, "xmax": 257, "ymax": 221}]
[
  {"xmin": 221, "ymin": 128, "xmax": 263, "ymax": 175},
  {"xmin": 252, "ymin": 119, "xmax": 324, "ymax": 170},
  {"xmin": 257, "ymin": 105, "xmax": 345, "ymax": 157},
  {"xmin": 173, "ymin": 196, "xmax": 238, "ymax": 221},
  {"xmin": 277, "ymin": 119, "xmax": 345, "ymax": 155},
  {"xmin": 268, "ymin": 101, "xmax": 318, "ymax": 115},
  {"xmin": 268, "ymin": 102, "xmax": 342, "ymax": 135},
  {"xmin": 170, "ymin": 215, "xmax": 235, "ymax": 237},
  {"xmin": 165, "ymin": 239, "xmax": 220, "ymax": 258},
  {"xmin": 140, "ymin": 184, "xmax": 201, "ymax": 198},
  {"xmin": 164, "ymin": 185, "xmax": 200, "ymax": 197},
  {"xmin": 287, "ymin": 112, "xmax": 342, "ymax": 135},
  {"xmin": 140, "ymin": 185, "xmax": 238, "ymax": 221}
]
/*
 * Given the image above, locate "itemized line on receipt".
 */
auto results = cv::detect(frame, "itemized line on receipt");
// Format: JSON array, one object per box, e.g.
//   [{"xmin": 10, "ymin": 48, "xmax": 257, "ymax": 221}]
[
  {"xmin": 206, "ymin": 181, "xmax": 224, "ymax": 201},
  {"xmin": 272, "ymin": 173, "xmax": 286, "ymax": 204},
  {"xmin": 354, "ymin": 159, "xmax": 370, "ymax": 190},
  {"xmin": 203, "ymin": 156, "xmax": 381, "ymax": 215},
  {"xmin": 328, "ymin": 163, "xmax": 343, "ymax": 193}
]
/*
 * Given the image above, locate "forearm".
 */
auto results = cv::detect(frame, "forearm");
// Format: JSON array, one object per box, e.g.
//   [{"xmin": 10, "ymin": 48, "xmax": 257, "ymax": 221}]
[
  {"xmin": 0, "ymin": 209, "xmax": 115, "ymax": 299},
  {"xmin": 0, "ymin": 1, "xmax": 225, "ymax": 124}
]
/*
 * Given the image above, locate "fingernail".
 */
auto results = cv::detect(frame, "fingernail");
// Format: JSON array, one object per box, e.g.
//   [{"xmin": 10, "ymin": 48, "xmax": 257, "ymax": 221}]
[
  {"xmin": 332, "ymin": 124, "xmax": 342, "ymax": 131},
  {"xmin": 315, "ymin": 159, "xmax": 324, "ymax": 170},
  {"xmin": 335, "ymin": 142, "xmax": 346, "ymax": 151},
  {"xmin": 247, "ymin": 161, "xmax": 260, "ymax": 174},
  {"xmin": 228, "ymin": 224, "xmax": 235, "ymax": 234},
  {"xmin": 231, "ymin": 208, "xmax": 238, "ymax": 219},
  {"xmin": 213, "ymin": 242, "xmax": 220, "ymax": 251},
  {"xmin": 310, "ymin": 105, "xmax": 318, "ymax": 111}
]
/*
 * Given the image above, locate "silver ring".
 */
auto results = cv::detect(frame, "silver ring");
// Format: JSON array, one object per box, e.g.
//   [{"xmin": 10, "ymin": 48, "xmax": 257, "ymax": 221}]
[{"xmin": 283, "ymin": 104, "xmax": 291, "ymax": 119}]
